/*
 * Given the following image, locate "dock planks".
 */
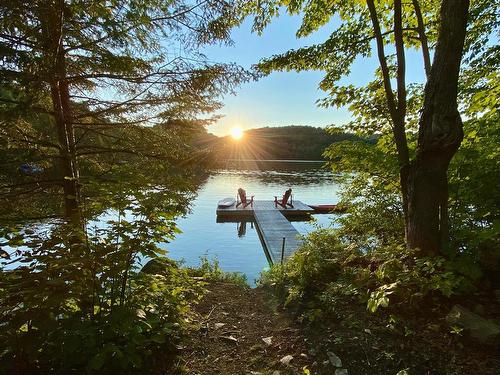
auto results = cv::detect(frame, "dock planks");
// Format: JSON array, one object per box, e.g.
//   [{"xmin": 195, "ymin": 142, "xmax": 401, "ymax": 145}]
[
  {"xmin": 216, "ymin": 200, "xmax": 311, "ymax": 264},
  {"xmin": 253, "ymin": 209, "xmax": 303, "ymax": 264}
]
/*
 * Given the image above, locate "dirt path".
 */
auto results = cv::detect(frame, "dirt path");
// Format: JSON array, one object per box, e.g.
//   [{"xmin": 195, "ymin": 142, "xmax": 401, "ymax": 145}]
[
  {"xmin": 174, "ymin": 282, "xmax": 312, "ymax": 375},
  {"xmin": 171, "ymin": 282, "xmax": 498, "ymax": 375}
]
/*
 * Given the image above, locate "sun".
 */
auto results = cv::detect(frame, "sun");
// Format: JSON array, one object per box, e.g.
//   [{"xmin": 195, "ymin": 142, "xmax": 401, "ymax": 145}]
[{"xmin": 230, "ymin": 126, "xmax": 244, "ymax": 140}]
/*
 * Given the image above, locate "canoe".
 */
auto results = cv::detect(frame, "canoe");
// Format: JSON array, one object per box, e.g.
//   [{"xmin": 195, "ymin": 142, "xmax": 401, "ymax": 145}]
[
  {"xmin": 218, "ymin": 197, "xmax": 236, "ymax": 208},
  {"xmin": 308, "ymin": 204, "xmax": 347, "ymax": 213}
]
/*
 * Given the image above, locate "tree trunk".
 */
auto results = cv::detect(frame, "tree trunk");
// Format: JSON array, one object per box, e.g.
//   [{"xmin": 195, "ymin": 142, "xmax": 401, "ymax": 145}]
[
  {"xmin": 42, "ymin": 1, "xmax": 81, "ymax": 223},
  {"xmin": 406, "ymin": 0, "xmax": 469, "ymax": 254},
  {"xmin": 50, "ymin": 80, "xmax": 81, "ymax": 223},
  {"xmin": 367, "ymin": 0, "xmax": 411, "ymax": 236}
]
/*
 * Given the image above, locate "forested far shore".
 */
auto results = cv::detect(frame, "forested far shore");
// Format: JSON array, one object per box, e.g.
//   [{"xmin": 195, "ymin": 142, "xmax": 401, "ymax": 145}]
[{"xmin": 193, "ymin": 125, "xmax": 376, "ymax": 160}]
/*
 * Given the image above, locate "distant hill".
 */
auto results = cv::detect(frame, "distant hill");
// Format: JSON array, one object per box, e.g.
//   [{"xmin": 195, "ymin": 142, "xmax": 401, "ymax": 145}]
[{"xmin": 199, "ymin": 125, "xmax": 368, "ymax": 161}]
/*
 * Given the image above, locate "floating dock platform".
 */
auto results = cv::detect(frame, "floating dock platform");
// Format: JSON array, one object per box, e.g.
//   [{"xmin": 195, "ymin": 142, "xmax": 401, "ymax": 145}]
[
  {"xmin": 216, "ymin": 200, "xmax": 314, "ymax": 217},
  {"xmin": 216, "ymin": 200, "xmax": 314, "ymax": 264}
]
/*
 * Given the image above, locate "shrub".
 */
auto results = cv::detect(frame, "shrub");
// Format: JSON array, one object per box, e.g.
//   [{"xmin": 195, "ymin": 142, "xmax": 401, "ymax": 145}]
[
  {"xmin": 0, "ymin": 220, "xmax": 205, "ymax": 374},
  {"xmin": 261, "ymin": 231, "xmax": 471, "ymax": 320},
  {"xmin": 188, "ymin": 256, "xmax": 249, "ymax": 287}
]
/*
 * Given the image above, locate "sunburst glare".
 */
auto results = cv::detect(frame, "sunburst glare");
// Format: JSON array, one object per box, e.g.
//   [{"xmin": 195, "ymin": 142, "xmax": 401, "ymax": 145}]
[{"xmin": 230, "ymin": 126, "xmax": 244, "ymax": 140}]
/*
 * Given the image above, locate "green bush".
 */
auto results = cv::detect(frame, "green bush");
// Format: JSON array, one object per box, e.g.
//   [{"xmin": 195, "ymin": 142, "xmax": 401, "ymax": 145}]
[
  {"xmin": 324, "ymin": 116, "xmax": 499, "ymax": 283},
  {"xmin": 0, "ymin": 262, "xmax": 203, "ymax": 374},
  {"xmin": 188, "ymin": 256, "xmax": 249, "ymax": 287},
  {"xmin": 261, "ymin": 231, "xmax": 471, "ymax": 320},
  {"xmin": 0, "ymin": 219, "xmax": 205, "ymax": 374}
]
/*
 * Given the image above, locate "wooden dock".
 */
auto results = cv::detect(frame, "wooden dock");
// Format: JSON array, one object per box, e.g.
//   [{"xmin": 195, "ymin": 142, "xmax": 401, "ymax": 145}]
[
  {"xmin": 216, "ymin": 200, "xmax": 314, "ymax": 264},
  {"xmin": 254, "ymin": 209, "xmax": 303, "ymax": 264},
  {"xmin": 216, "ymin": 200, "xmax": 314, "ymax": 217}
]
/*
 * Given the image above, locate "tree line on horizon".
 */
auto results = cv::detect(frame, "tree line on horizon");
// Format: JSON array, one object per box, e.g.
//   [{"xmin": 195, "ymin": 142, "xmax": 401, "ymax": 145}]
[{"xmin": 193, "ymin": 125, "xmax": 376, "ymax": 161}]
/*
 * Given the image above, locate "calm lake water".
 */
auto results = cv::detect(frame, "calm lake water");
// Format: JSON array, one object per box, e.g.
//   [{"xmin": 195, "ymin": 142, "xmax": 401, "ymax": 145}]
[{"xmin": 162, "ymin": 161, "xmax": 343, "ymax": 284}]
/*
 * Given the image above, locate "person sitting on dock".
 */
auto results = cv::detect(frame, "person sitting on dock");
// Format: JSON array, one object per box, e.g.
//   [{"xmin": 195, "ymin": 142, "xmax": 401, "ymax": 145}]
[
  {"xmin": 236, "ymin": 188, "xmax": 254, "ymax": 208},
  {"xmin": 274, "ymin": 188, "xmax": 294, "ymax": 209}
]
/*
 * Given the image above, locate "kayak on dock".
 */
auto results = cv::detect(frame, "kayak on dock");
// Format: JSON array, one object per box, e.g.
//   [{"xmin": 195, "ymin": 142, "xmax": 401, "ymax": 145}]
[{"xmin": 218, "ymin": 197, "xmax": 236, "ymax": 208}]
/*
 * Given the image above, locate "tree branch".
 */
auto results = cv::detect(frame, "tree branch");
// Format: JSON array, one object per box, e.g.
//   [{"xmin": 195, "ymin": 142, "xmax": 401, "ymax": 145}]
[
  {"xmin": 366, "ymin": 0, "xmax": 398, "ymax": 120},
  {"xmin": 64, "ymin": 0, "xmax": 210, "ymax": 53},
  {"xmin": 394, "ymin": 0, "xmax": 407, "ymax": 120},
  {"xmin": 76, "ymin": 147, "xmax": 175, "ymax": 161},
  {"xmin": 412, "ymin": 0, "xmax": 432, "ymax": 76}
]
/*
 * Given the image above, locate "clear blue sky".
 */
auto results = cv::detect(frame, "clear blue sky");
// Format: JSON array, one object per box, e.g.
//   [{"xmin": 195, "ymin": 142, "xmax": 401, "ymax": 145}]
[{"xmin": 203, "ymin": 13, "xmax": 427, "ymax": 136}]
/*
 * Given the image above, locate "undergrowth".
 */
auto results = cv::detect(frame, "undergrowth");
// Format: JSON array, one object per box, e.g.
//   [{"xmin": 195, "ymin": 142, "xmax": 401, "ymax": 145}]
[
  {"xmin": 258, "ymin": 230, "xmax": 498, "ymax": 374},
  {"xmin": 188, "ymin": 256, "xmax": 249, "ymax": 288},
  {"xmin": 0, "ymin": 240, "xmax": 246, "ymax": 375},
  {"xmin": 260, "ymin": 229, "xmax": 475, "ymax": 322}
]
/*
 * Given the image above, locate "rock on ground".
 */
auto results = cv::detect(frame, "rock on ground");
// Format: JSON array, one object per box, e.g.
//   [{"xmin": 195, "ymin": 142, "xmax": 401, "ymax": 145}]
[{"xmin": 446, "ymin": 304, "xmax": 500, "ymax": 345}]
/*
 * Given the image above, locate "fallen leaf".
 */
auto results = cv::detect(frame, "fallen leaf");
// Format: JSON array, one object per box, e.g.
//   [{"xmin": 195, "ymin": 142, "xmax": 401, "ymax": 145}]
[
  {"xmin": 327, "ymin": 351, "xmax": 342, "ymax": 367},
  {"xmin": 262, "ymin": 336, "xmax": 273, "ymax": 346},
  {"xmin": 280, "ymin": 355, "xmax": 294, "ymax": 366},
  {"xmin": 136, "ymin": 309, "xmax": 146, "ymax": 319},
  {"xmin": 220, "ymin": 335, "xmax": 238, "ymax": 343}
]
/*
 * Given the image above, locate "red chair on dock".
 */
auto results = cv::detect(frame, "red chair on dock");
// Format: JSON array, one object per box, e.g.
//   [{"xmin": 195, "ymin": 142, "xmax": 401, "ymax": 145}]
[
  {"xmin": 274, "ymin": 188, "xmax": 293, "ymax": 208},
  {"xmin": 236, "ymin": 188, "xmax": 254, "ymax": 208}
]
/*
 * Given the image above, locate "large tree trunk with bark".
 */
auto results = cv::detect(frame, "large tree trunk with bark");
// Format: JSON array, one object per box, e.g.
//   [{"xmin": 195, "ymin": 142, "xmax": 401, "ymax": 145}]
[
  {"xmin": 42, "ymin": 1, "xmax": 81, "ymax": 223},
  {"xmin": 406, "ymin": 0, "xmax": 469, "ymax": 254}
]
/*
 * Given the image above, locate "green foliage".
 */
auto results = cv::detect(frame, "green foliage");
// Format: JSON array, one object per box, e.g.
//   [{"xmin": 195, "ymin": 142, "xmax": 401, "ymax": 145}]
[
  {"xmin": 189, "ymin": 256, "xmax": 249, "ymax": 288},
  {"xmin": 322, "ymin": 115, "xmax": 497, "ymax": 284},
  {"xmin": 0, "ymin": 0, "xmax": 239, "ymax": 369},
  {"xmin": 0, "ymin": 188, "xmax": 206, "ymax": 373},
  {"xmin": 367, "ymin": 254, "xmax": 467, "ymax": 312},
  {"xmin": 447, "ymin": 113, "xmax": 500, "ymax": 282},
  {"xmin": 232, "ymin": 0, "xmax": 443, "ymax": 139},
  {"xmin": 235, "ymin": 0, "xmax": 496, "ymax": 141},
  {"xmin": 1, "ymin": 0, "xmax": 249, "ymax": 123},
  {"xmin": 235, "ymin": 0, "xmax": 498, "ymax": 261},
  {"xmin": 0, "ymin": 0, "xmax": 250, "ymax": 222},
  {"xmin": 323, "ymin": 133, "xmax": 405, "ymax": 249},
  {"xmin": 261, "ymin": 231, "xmax": 469, "ymax": 321},
  {"xmin": 321, "ymin": 80, "xmax": 498, "ymax": 282}
]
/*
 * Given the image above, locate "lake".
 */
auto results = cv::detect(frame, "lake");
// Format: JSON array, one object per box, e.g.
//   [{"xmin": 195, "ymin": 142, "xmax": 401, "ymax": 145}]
[{"xmin": 162, "ymin": 160, "xmax": 343, "ymax": 284}]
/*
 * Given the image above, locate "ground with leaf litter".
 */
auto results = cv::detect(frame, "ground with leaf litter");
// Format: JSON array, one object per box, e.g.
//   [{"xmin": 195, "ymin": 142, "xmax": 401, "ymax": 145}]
[
  {"xmin": 170, "ymin": 282, "xmax": 498, "ymax": 375},
  {"xmin": 172, "ymin": 282, "xmax": 315, "ymax": 375}
]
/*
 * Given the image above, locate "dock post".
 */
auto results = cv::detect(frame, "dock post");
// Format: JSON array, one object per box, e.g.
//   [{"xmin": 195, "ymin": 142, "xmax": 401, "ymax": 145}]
[{"xmin": 281, "ymin": 237, "xmax": 285, "ymax": 265}]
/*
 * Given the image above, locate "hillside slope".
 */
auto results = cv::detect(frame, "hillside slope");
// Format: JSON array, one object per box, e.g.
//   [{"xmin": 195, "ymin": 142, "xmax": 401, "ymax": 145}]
[{"xmin": 197, "ymin": 125, "xmax": 367, "ymax": 161}]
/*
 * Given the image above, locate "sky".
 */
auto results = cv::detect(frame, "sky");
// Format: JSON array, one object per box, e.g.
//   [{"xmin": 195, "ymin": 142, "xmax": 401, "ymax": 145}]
[{"xmin": 203, "ymin": 12, "xmax": 428, "ymax": 137}]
